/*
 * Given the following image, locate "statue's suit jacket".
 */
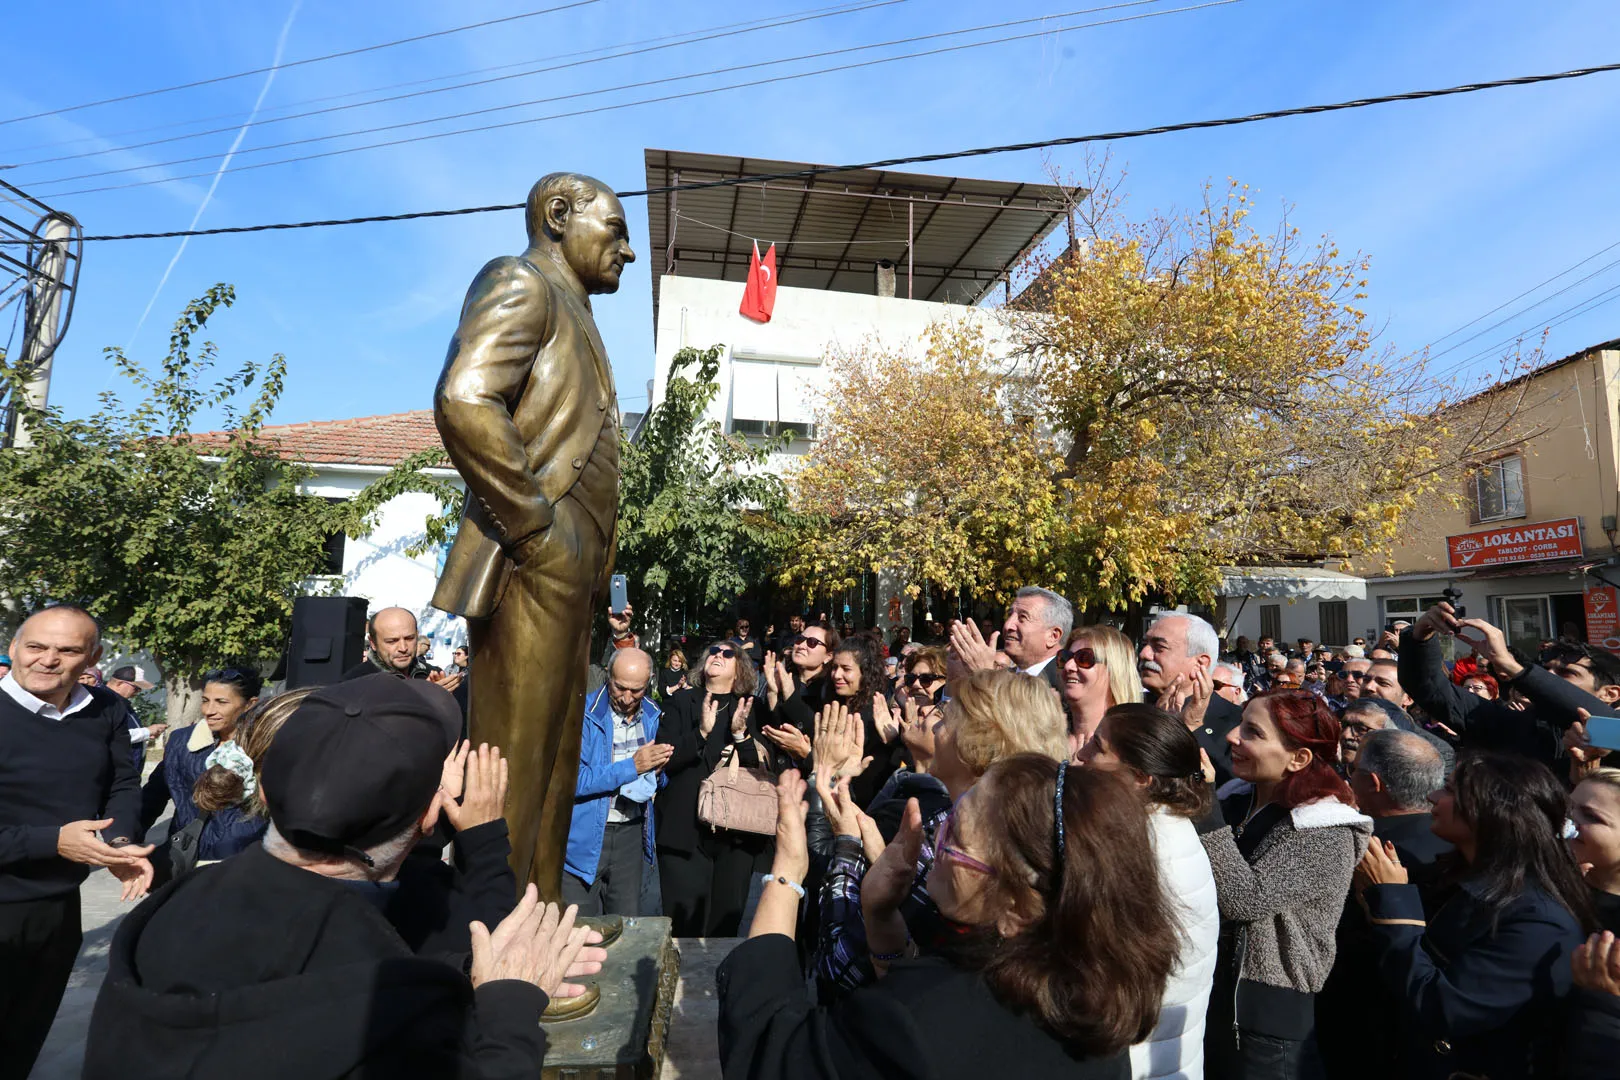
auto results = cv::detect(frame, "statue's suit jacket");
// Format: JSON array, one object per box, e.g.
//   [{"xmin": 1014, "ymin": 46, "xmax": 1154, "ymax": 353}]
[{"xmin": 432, "ymin": 251, "xmax": 618, "ymax": 619}]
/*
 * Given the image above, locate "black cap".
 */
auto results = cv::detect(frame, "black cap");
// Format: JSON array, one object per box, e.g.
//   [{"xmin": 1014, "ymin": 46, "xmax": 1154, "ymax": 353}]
[{"xmin": 261, "ymin": 674, "xmax": 460, "ymax": 858}]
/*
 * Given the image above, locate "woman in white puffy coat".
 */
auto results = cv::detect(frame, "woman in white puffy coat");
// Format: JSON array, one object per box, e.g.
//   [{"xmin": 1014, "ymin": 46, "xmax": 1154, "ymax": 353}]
[{"xmin": 1079, "ymin": 703, "xmax": 1221, "ymax": 1080}]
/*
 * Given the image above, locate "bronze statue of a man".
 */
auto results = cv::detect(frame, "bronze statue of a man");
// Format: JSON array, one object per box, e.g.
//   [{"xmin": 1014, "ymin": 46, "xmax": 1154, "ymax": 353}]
[{"xmin": 432, "ymin": 172, "xmax": 635, "ymax": 898}]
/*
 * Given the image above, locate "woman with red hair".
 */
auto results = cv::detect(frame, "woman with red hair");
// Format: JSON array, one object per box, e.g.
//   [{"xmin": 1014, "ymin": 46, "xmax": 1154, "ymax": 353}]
[{"xmin": 1197, "ymin": 690, "xmax": 1373, "ymax": 1080}]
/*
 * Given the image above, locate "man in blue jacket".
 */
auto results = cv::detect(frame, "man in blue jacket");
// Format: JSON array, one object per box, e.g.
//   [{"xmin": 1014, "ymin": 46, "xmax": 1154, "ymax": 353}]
[{"xmin": 564, "ymin": 648, "xmax": 670, "ymax": 917}]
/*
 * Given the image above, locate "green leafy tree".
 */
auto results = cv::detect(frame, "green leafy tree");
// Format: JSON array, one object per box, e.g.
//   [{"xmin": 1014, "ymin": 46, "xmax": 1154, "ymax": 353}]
[
  {"xmin": 616, "ymin": 344, "xmax": 796, "ymax": 641},
  {"xmin": 0, "ymin": 286, "xmax": 459, "ymax": 724}
]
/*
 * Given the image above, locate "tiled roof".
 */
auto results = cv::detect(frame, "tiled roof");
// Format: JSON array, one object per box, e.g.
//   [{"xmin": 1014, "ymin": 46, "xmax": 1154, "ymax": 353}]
[{"xmin": 191, "ymin": 410, "xmax": 446, "ymax": 467}]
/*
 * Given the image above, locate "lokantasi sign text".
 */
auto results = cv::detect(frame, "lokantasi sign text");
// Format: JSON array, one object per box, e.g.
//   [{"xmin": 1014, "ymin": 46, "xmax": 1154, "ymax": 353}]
[
  {"xmin": 1587, "ymin": 586, "xmax": 1620, "ymax": 650},
  {"xmin": 1446, "ymin": 517, "xmax": 1583, "ymax": 570},
  {"xmin": 740, "ymin": 242, "xmax": 778, "ymax": 323}
]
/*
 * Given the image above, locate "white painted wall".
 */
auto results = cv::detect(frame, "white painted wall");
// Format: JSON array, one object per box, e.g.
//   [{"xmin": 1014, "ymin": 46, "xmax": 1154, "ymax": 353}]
[
  {"xmin": 651, "ymin": 274, "xmax": 1022, "ymax": 625},
  {"xmin": 300, "ymin": 465, "xmax": 469, "ymax": 665}
]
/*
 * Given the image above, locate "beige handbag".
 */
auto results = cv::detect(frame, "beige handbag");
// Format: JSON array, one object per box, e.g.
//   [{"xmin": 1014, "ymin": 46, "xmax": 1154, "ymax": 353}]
[{"xmin": 697, "ymin": 741, "xmax": 778, "ymax": 835}]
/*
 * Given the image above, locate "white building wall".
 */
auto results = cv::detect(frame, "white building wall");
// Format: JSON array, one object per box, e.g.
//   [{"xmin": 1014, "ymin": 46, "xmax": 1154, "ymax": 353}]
[
  {"xmin": 652, "ymin": 274, "xmax": 1021, "ymax": 627},
  {"xmin": 301, "ymin": 465, "xmax": 468, "ymax": 666}
]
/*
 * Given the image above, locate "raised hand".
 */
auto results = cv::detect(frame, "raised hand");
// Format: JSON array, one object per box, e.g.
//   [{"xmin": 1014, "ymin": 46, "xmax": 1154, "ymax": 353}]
[
  {"xmin": 444, "ymin": 743, "xmax": 510, "ymax": 831},
  {"xmin": 428, "ymin": 670, "xmax": 464, "ymax": 693},
  {"xmin": 1156, "ymin": 673, "xmax": 1193, "ymax": 715},
  {"xmin": 814, "ymin": 701, "xmax": 853, "ymax": 775},
  {"xmin": 814, "ymin": 772, "xmax": 864, "ymax": 840},
  {"xmin": 469, "ymin": 886, "xmax": 605, "ymax": 1000},
  {"xmin": 1181, "ymin": 665, "xmax": 1213, "ymax": 725},
  {"xmin": 699, "ymin": 692, "xmax": 719, "ymax": 737},
  {"xmin": 440, "ymin": 740, "xmax": 471, "ymax": 803},
  {"xmin": 873, "ymin": 693, "xmax": 900, "ymax": 744},
  {"xmin": 763, "ymin": 651, "xmax": 783, "ymax": 708},
  {"xmin": 763, "ymin": 724, "xmax": 812, "ymax": 760},
  {"xmin": 1454, "ymin": 617, "xmax": 1521, "ymax": 676},
  {"xmin": 1573, "ymin": 930, "xmax": 1620, "ymax": 997},
  {"xmin": 861, "ymin": 797, "xmax": 923, "ymax": 917},
  {"xmin": 731, "ymin": 696, "xmax": 754, "ymax": 739},
  {"xmin": 775, "ymin": 657, "xmax": 797, "ymax": 701},
  {"xmin": 772, "ymin": 769, "xmax": 811, "ymax": 883},
  {"xmin": 948, "ymin": 619, "xmax": 1000, "ymax": 674}
]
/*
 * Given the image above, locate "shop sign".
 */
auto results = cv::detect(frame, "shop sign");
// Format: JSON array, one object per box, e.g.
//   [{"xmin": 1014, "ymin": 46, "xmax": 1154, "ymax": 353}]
[
  {"xmin": 1587, "ymin": 586, "xmax": 1620, "ymax": 650},
  {"xmin": 1446, "ymin": 517, "xmax": 1583, "ymax": 570}
]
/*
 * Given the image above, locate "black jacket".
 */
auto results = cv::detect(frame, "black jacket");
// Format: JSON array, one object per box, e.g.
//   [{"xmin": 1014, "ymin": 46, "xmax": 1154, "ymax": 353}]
[
  {"xmin": 1317, "ymin": 813, "xmax": 1453, "ymax": 1080},
  {"xmin": 1365, "ymin": 877, "xmax": 1585, "ymax": 1080},
  {"xmin": 1564, "ymin": 888, "xmax": 1620, "ymax": 1080},
  {"xmin": 1398, "ymin": 629, "xmax": 1614, "ymax": 768},
  {"xmin": 84, "ymin": 843, "xmax": 548, "ymax": 1080},
  {"xmin": 718, "ymin": 933, "xmax": 1128, "ymax": 1080},
  {"xmin": 389, "ymin": 819, "xmax": 517, "ymax": 960},
  {"xmin": 654, "ymin": 688, "xmax": 772, "ymax": 854},
  {"xmin": 1188, "ymin": 693, "xmax": 1242, "ymax": 788}
]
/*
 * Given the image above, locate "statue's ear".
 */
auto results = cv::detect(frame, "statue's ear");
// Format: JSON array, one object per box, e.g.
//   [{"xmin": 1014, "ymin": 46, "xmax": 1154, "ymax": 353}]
[{"xmin": 544, "ymin": 195, "xmax": 571, "ymax": 237}]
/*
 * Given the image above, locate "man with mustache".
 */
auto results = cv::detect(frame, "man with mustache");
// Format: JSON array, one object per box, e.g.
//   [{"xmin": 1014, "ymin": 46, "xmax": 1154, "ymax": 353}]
[{"xmin": 1137, "ymin": 612, "xmax": 1243, "ymax": 786}]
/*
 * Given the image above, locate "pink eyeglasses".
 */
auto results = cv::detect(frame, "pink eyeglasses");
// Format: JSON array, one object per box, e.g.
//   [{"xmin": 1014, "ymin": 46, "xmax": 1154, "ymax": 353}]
[{"xmin": 936, "ymin": 811, "xmax": 997, "ymax": 878}]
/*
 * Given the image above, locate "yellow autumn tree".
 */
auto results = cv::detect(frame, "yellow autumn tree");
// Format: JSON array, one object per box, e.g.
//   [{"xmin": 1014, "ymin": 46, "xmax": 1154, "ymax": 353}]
[
  {"xmin": 787, "ymin": 168, "xmax": 1527, "ymax": 611},
  {"xmin": 779, "ymin": 321, "xmax": 1072, "ymax": 601}
]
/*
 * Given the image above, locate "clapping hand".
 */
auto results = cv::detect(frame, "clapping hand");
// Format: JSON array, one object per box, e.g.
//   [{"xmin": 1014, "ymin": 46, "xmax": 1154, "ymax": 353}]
[
  {"xmin": 873, "ymin": 694, "xmax": 900, "ymax": 744},
  {"xmin": 109, "ymin": 857, "xmax": 155, "ymax": 901},
  {"xmin": 815, "ymin": 772, "xmax": 886, "ymax": 861},
  {"xmin": 443, "ymin": 743, "xmax": 510, "ymax": 831},
  {"xmin": 469, "ymin": 885, "xmax": 605, "ymax": 1000},
  {"xmin": 814, "ymin": 701, "xmax": 869, "ymax": 779},
  {"xmin": 948, "ymin": 619, "xmax": 1000, "ymax": 674},
  {"xmin": 730, "ymin": 696, "xmax": 754, "ymax": 740},
  {"xmin": 861, "ymin": 797, "xmax": 922, "ymax": 918},
  {"xmin": 1156, "ymin": 674, "xmax": 1193, "ymax": 715},
  {"xmin": 763, "ymin": 723, "xmax": 812, "ymax": 760},
  {"xmin": 699, "ymin": 693, "xmax": 719, "ymax": 737},
  {"xmin": 763, "ymin": 651, "xmax": 783, "ymax": 709}
]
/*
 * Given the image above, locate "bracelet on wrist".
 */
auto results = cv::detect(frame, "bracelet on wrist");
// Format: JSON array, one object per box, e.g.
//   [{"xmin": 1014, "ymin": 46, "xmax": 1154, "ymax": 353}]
[
  {"xmin": 870, "ymin": 937, "xmax": 911, "ymax": 963},
  {"xmin": 761, "ymin": 873, "xmax": 806, "ymax": 899}
]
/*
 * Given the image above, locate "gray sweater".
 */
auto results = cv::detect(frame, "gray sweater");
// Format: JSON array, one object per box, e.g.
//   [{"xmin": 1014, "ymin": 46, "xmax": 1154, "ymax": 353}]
[{"xmin": 1201, "ymin": 784, "xmax": 1373, "ymax": 994}]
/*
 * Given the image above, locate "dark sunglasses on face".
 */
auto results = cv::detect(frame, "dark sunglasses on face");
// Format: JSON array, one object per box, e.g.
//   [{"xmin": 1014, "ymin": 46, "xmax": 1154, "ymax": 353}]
[
  {"xmin": 1058, "ymin": 646, "xmax": 1099, "ymax": 669},
  {"xmin": 1211, "ymin": 680, "xmax": 1237, "ymax": 692},
  {"xmin": 707, "ymin": 646, "xmax": 736, "ymax": 659},
  {"xmin": 903, "ymin": 672, "xmax": 945, "ymax": 688},
  {"xmin": 794, "ymin": 634, "xmax": 827, "ymax": 650}
]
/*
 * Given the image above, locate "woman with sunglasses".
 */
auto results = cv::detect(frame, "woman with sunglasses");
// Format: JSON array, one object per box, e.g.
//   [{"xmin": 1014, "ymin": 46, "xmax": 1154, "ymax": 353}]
[
  {"xmin": 138, "ymin": 666, "xmax": 266, "ymax": 880},
  {"xmin": 720, "ymin": 757, "xmax": 1181, "ymax": 1080},
  {"xmin": 655, "ymin": 640, "xmax": 776, "ymax": 938},
  {"xmin": 859, "ymin": 647, "xmax": 955, "ymax": 841},
  {"xmin": 1078, "ymin": 704, "xmax": 1219, "ymax": 1079},
  {"xmin": 1059, "ymin": 626, "xmax": 1145, "ymax": 760}
]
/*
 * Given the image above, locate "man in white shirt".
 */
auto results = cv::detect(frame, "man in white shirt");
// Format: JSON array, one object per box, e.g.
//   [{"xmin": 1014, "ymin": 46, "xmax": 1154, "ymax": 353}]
[{"xmin": 948, "ymin": 586, "xmax": 1073, "ymax": 691}]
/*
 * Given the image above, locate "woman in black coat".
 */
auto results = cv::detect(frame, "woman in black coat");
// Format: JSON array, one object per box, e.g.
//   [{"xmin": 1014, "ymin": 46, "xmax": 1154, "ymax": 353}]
[
  {"xmin": 655, "ymin": 640, "xmax": 777, "ymax": 938},
  {"xmin": 721, "ymin": 755, "xmax": 1182, "ymax": 1080},
  {"xmin": 1357, "ymin": 752, "xmax": 1594, "ymax": 1080},
  {"xmin": 1565, "ymin": 767, "xmax": 1620, "ymax": 1079}
]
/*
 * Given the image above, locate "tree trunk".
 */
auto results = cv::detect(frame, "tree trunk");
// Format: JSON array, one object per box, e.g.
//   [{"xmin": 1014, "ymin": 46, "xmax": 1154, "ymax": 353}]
[{"xmin": 163, "ymin": 671, "xmax": 205, "ymax": 731}]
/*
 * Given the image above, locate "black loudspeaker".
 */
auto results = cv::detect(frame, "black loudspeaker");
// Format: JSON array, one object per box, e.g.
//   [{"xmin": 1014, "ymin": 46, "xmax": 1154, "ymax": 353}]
[{"xmin": 287, "ymin": 596, "xmax": 370, "ymax": 689}]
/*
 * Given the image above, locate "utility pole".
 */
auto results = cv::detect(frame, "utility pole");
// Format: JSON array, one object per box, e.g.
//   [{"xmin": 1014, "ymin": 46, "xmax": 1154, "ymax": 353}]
[{"xmin": 4, "ymin": 210, "xmax": 79, "ymax": 448}]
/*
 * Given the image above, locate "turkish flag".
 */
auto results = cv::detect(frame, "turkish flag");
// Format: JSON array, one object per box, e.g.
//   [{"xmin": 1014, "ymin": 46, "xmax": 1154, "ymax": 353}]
[{"xmin": 739, "ymin": 241, "xmax": 778, "ymax": 322}]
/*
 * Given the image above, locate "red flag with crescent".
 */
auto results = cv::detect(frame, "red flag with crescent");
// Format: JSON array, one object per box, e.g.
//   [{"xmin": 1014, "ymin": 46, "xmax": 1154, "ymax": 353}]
[{"xmin": 739, "ymin": 241, "xmax": 778, "ymax": 322}]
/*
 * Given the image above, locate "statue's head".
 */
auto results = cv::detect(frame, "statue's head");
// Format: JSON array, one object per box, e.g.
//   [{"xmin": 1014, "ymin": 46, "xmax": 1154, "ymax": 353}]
[{"xmin": 524, "ymin": 172, "xmax": 636, "ymax": 295}]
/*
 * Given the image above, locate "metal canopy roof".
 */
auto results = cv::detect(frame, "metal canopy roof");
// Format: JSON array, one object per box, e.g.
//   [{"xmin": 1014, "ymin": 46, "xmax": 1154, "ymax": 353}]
[{"xmin": 644, "ymin": 148, "xmax": 1073, "ymax": 331}]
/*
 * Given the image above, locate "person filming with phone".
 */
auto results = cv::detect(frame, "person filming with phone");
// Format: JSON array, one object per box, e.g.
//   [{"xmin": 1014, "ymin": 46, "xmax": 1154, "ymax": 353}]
[{"xmin": 1398, "ymin": 601, "xmax": 1620, "ymax": 769}]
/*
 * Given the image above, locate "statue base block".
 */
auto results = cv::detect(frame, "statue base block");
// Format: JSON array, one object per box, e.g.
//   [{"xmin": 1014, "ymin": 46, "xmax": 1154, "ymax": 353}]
[{"xmin": 541, "ymin": 916, "xmax": 680, "ymax": 1080}]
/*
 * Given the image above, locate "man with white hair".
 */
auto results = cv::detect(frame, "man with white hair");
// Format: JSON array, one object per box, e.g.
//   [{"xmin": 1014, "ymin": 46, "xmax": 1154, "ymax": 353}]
[
  {"xmin": 949, "ymin": 586, "xmax": 1073, "ymax": 691},
  {"xmin": 1138, "ymin": 612, "xmax": 1243, "ymax": 785},
  {"xmin": 1211, "ymin": 661, "xmax": 1247, "ymax": 706}
]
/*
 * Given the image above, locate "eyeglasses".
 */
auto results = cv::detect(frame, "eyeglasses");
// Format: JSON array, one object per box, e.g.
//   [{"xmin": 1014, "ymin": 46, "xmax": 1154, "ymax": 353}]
[
  {"xmin": 1211, "ymin": 679, "xmax": 1237, "ymax": 692},
  {"xmin": 794, "ymin": 634, "xmax": 827, "ymax": 650},
  {"xmin": 707, "ymin": 646, "xmax": 736, "ymax": 659},
  {"xmin": 1057, "ymin": 646, "xmax": 1099, "ymax": 669},
  {"xmin": 937, "ymin": 812, "xmax": 997, "ymax": 878},
  {"xmin": 903, "ymin": 672, "xmax": 945, "ymax": 688}
]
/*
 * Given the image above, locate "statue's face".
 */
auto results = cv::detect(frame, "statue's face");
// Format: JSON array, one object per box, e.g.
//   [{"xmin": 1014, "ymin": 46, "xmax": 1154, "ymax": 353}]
[{"xmin": 561, "ymin": 190, "xmax": 636, "ymax": 294}]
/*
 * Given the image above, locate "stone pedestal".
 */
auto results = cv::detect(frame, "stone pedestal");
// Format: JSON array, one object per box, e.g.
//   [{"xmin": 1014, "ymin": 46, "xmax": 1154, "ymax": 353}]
[
  {"xmin": 542, "ymin": 917, "xmax": 679, "ymax": 1079},
  {"xmin": 658, "ymin": 939, "xmax": 741, "ymax": 1079}
]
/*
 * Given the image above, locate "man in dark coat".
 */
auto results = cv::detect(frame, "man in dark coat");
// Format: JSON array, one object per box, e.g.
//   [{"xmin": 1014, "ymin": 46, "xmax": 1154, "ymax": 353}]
[
  {"xmin": 1138, "ymin": 612, "xmax": 1243, "ymax": 786},
  {"xmin": 1318, "ymin": 728, "xmax": 1453, "ymax": 1079},
  {"xmin": 83, "ymin": 675, "xmax": 603, "ymax": 1079}
]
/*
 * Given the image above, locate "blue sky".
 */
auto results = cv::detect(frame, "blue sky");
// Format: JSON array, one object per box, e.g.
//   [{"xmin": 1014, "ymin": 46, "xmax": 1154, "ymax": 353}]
[{"xmin": 4, "ymin": 0, "xmax": 1620, "ymax": 430}]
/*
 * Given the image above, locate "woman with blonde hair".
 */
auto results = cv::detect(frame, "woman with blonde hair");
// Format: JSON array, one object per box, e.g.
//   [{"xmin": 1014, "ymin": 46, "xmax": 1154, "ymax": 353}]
[
  {"xmin": 1060, "ymin": 626, "xmax": 1145, "ymax": 758},
  {"xmin": 814, "ymin": 668, "xmax": 1070, "ymax": 997}
]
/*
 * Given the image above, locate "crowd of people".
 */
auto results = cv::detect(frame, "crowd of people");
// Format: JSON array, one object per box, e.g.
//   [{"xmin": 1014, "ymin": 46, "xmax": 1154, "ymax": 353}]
[{"xmin": 7, "ymin": 590, "xmax": 1620, "ymax": 1078}]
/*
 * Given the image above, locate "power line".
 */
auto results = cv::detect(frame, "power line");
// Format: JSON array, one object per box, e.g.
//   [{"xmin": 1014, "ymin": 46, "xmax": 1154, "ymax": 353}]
[
  {"xmin": 0, "ymin": 1, "xmax": 883, "ymax": 157},
  {"xmin": 15, "ymin": 57, "xmax": 1620, "ymax": 244},
  {"xmin": 20, "ymin": 0, "xmax": 1191, "ymax": 190},
  {"xmin": 0, "ymin": 0, "xmax": 603, "ymax": 128},
  {"xmin": 7, "ymin": 0, "xmax": 903, "ymax": 169}
]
